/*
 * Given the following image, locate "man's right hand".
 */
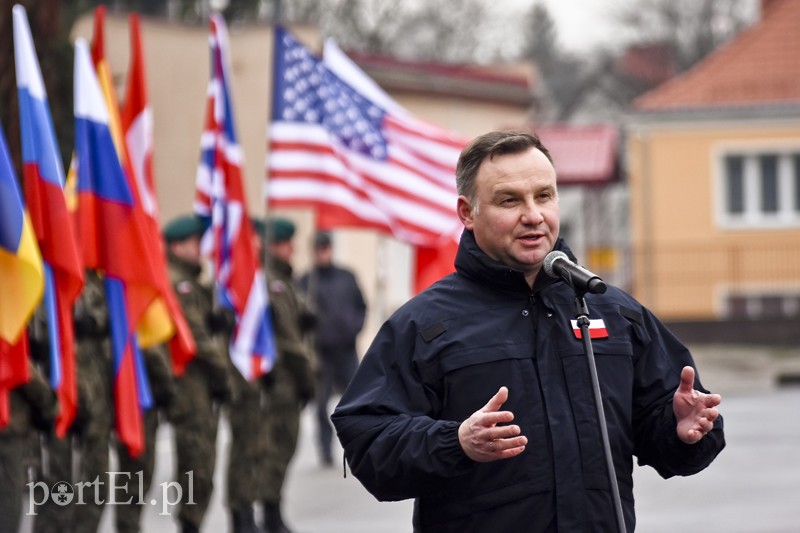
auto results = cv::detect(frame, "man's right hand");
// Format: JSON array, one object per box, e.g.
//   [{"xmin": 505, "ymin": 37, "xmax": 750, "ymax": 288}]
[{"xmin": 458, "ymin": 386, "xmax": 527, "ymax": 462}]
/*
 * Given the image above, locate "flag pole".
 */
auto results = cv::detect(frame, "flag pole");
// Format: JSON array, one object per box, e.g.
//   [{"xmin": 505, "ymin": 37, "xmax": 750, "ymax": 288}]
[{"xmin": 262, "ymin": 0, "xmax": 283, "ymax": 283}]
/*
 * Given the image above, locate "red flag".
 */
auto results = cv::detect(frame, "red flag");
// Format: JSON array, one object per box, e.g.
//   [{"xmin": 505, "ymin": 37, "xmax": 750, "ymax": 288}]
[
  {"xmin": 267, "ymin": 28, "xmax": 466, "ymax": 293},
  {"xmin": 0, "ymin": 336, "xmax": 30, "ymax": 429},
  {"xmin": 120, "ymin": 13, "xmax": 196, "ymax": 375}
]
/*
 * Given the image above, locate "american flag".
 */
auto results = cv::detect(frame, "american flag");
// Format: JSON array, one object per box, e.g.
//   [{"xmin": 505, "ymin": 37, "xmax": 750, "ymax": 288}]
[
  {"xmin": 267, "ymin": 27, "xmax": 466, "ymax": 275},
  {"xmin": 194, "ymin": 14, "xmax": 276, "ymax": 380}
]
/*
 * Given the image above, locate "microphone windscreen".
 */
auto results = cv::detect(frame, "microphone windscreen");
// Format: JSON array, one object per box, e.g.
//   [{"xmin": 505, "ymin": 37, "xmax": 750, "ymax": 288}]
[{"xmin": 543, "ymin": 250, "xmax": 568, "ymax": 278}]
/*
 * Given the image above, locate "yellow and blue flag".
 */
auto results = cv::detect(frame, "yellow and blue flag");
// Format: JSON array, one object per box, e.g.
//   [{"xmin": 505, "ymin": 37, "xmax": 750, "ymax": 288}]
[
  {"xmin": 0, "ymin": 122, "xmax": 43, "ymax": 428},
  {"xmin": 0, "ymin": 123, "xmax": 43, "ymax": 345}
]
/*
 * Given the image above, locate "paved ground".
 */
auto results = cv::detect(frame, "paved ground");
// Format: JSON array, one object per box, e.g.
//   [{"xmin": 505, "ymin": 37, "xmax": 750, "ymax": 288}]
[{"xmin": 19, "ymin": 348, "xmax": 800, "ymax": 532}]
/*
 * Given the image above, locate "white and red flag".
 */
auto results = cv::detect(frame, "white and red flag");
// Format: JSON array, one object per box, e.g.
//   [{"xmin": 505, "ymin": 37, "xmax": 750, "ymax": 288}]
[
  {"xmin": 571, "ymin": 319, "xmax": 609, "ymax": 340},
  {"xmin": 120, "ymin": 13, "xmax": 196, "ymax": 376}
]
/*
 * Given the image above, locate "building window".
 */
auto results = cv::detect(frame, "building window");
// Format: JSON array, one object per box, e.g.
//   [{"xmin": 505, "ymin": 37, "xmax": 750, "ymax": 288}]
[
  {"xmin": 726, "ymin": 292, "xmax": 800, "ymax": 319},
  {"xmin": 725, "ymin": 155, "xmax": 745, "ymax": 214},
  {"xmin": 720, "ymin": 150, "xmax": 800, "ymax": 228},
  {"xmin": 794, "ymin": 154, "xmax": 800, "ymax": 212},
  {"xmin": 758, "ymin": 154, "xmax": 778, "ymax": 213}
]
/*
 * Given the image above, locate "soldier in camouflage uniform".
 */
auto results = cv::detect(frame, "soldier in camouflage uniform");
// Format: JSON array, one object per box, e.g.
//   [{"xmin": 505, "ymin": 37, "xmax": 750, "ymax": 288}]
[
  {"xmin": 225, "ymin": 324, "xmax": 265, "ymax": 533},
  {"xmin": 164, "ymin": 214, "xmax": 233, "ymax": 533},
  {"xmin": 224, "ymin": 217, "xmax": 314, "ymax": 533},
  {"xmin": 257, "ymin": 217, "xmax": 316, "ymax": 533},
  {"xmin": 115, "ymin": 343, "xmax": 175, "ymax": 533},
  {"xmin": 225, "ymin": 337, "xmax": 264, "ymax": 533},
  {"xmin": 33, "ymin": 269, "xmax": 112, "ymax": 533},
  {"xmin": 0, "ymin": 357, "xmax": 57, "ymax": 532}
]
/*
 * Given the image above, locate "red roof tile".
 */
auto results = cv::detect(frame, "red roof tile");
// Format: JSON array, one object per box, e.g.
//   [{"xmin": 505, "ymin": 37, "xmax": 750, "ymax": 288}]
[
  {"xmin": 634, "ymin": 0, "xmax": 800, "ymax": 110},
  {"xmin": 535, "ymin": 124, "xmax": 619, "ymax": 185}
]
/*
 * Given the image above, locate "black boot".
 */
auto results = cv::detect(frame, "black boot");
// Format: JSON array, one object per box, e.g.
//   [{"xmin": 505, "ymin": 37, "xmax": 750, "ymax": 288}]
[
  {"xmin": 181, "ymin": 520, "xmax": 200, "ymax": 533},
  {"xmin": 232, "ymin": 506, "xmax": 262, "ymax": 533},
  {"xmin": 262, "ymin": 501, "xmax": 293, "ymax": 533}
]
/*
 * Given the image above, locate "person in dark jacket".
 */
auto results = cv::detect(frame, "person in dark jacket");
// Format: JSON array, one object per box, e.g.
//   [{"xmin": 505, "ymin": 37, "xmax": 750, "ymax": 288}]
[
  {"xmin": 298, "ymin": 231, "xmax": 366, "ymax": 466},
  {"xmin": 331, "ymin": 130, "xmax": 725, "ymax": 533}
]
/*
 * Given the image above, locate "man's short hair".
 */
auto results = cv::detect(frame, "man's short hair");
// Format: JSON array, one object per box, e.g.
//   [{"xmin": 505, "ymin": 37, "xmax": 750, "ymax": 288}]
[
  {"xmin": 455, "ymin": 131, "xmax": 553, "ymax": 204},
  {"xmin": 314, "ymin": 231, "xmax": 332, "ymax": 249}
]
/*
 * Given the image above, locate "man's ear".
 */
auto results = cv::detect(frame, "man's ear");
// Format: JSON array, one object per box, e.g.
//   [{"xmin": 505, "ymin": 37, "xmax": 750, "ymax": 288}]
[{"xmin": 457, "ymin": 196, "xmax": 474, "ymax": 230}]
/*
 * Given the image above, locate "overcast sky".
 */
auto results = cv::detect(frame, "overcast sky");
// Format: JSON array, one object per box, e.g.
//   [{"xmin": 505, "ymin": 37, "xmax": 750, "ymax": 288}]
[
  {"xmin": 534, "ymin": 0, "xmax": 624, "ymax": 53},
  {"xmin": 526, "ymin": 0, "xmax": 760, "ymax": 54}
]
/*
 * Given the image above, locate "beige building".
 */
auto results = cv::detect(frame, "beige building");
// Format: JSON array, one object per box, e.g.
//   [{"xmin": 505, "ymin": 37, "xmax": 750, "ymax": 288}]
[
  {"xmin": 71, "ymin": 12, "xmax": 535, "ymax": 345},
  {"xmin": 627, "ymin": 0, "xmax": 800, "ymax": 320}
]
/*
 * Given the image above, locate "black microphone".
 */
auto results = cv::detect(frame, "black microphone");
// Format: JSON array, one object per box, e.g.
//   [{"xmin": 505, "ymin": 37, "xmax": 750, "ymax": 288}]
[{"xmin": 543, "ymin": 251, "xmax": 607, "ymax": 294}]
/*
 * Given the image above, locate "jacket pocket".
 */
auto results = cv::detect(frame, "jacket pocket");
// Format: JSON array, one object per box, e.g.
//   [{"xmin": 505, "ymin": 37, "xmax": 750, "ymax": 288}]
[
  {"xmin": 556, "ymin": 339, "xmax": 634, "ymax": 490},
  {"xmin": 416, "ymin": 346, "xmax": 554, "ymax": 518}
]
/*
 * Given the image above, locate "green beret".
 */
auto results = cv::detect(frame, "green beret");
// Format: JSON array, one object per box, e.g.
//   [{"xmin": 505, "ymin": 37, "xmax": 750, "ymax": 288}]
[
  {"xmin": 163, "ymin": 215, "xmax": 205, "ymax": 243},
  {"xmin": 266, "ymin": 217, "xmax": 295, "ymax": 243},
  {"xmin": 251, "ymin": 218, "xmax": 267, "ymax": 239}
]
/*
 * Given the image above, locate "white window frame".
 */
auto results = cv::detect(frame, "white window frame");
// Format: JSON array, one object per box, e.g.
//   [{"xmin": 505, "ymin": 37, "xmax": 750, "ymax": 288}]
[
  {"xmin": 718, "ymin": 287, "xmax": 800, "ymax": 319},
  {"xmin": 714, "ymin": 142, "xmax": 800, "ymax": 229}
]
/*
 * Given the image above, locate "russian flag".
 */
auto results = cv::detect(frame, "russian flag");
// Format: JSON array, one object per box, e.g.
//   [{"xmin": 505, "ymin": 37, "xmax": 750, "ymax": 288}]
[
  {"xmin": 73, "ymin": 37, "xmax": 155, "ymax": 457},
  {"xmin": 0, "ymin": 122, "xmax": 43, "ymax": 428},
  {"xmin": 90, "ymin": 6, "xmax": 176, "ymax": 352},
  {"xmin": 194, "ymin": 15, "xmax": 276, "ymax": 380},
  {"xmin": 13, "ymin": 5, "xmax": 85, "ymax": 436}
]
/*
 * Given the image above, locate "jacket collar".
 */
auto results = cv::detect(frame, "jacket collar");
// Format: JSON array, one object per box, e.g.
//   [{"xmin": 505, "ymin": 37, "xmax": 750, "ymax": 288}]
[
  {"xmin": 453, "ymin": 229, "xmax": 575, "ymax": 295},
  {"xmin": 267, "ymin": 255, "xmax": 294, "ymax": 279}
]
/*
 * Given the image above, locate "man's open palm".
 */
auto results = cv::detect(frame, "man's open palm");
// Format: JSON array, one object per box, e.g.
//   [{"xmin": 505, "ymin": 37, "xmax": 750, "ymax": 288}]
[{"xmin": 673, "ymin": 366, "xmax": 722, "ymax": 444}]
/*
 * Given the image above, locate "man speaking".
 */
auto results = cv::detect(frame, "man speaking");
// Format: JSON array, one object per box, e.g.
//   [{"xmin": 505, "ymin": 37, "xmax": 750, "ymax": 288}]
[{"xmin": 331, "ymin": 130, "xmax": 724, "ymax": 532}]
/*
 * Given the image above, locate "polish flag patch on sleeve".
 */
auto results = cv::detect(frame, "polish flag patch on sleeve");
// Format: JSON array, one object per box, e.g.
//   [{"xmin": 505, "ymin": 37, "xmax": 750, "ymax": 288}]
[{"xmin": 570, "ymin": 319, "xmax": 609, "ymax": 339}]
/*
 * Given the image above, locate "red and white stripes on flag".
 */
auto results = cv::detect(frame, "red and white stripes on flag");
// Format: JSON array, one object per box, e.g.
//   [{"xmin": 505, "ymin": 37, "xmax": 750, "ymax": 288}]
[
  {"xmin": 267, "ymin": 27, "xmax": 466, "ymax": 289},
  {"xmin": 194, "ymin": 14, "xmax": 276, "ymax": 380}
]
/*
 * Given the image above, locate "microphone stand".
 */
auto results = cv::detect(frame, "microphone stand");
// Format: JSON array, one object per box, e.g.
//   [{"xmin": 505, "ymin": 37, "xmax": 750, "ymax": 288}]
[{"xmin": 573, "ymin": 291, "xmax": 627, "ymax": 533}]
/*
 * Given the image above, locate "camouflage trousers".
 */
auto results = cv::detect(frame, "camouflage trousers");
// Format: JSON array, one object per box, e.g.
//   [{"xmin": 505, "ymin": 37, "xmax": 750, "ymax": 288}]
[
  {"xmin": 259, "ymin": 387, "xmax": 302, "ymax": 504},
  {"xmin": 0, "ymin": 433, "xmax": 27, "ymax": 533},
  {"xmin": 226, "ymin": 380, "xmax": 268, "ymax": 511},
  {"xmin": 170, "ymin": 367, "xmax": 220, "ymax": 529},
  {"xmin": 115, "ymin": 408, "xmax": 160, "ymax": 533},
  {"xmin": 32, "ymin": 426, "xmax": 111, "ymax": 533}
]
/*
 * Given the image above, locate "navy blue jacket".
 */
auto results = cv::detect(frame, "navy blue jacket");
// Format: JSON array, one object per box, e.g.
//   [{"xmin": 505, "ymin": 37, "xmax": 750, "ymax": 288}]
[
  {"xmin": 299, "ymin": 264, "xmax": 366, "ymax": 355},
  {"xmin": 332, "ymin": 230, "xmax": 725, "ymax": 532}
]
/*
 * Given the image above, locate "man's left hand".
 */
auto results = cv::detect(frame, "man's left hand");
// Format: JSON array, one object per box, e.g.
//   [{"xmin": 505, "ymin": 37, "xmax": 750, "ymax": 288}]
[{"xmin": 673, "ymin": 366, "xmax": 722, "ymax": 444}]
